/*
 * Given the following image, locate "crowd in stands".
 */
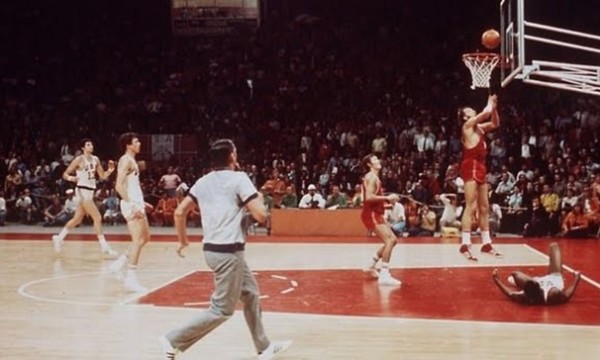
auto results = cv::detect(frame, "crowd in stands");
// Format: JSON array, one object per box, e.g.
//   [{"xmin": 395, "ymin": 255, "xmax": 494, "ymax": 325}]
[{"xmin": 1, "ymin": 5, "xmax": 600, "ymax": 238}]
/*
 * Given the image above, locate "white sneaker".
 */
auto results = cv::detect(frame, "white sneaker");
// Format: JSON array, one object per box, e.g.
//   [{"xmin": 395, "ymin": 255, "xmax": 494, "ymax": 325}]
[
  {"xmin": 159, "ymin": 335, "xmax": 178, "ymax": 360},
  {"xmin": 362, "ymin": 267, "xmax": 379, "ymax": 279},
  {"xmin": 258, "ymin": 340, "xmax": 292, "ymax": 360},
  {"xmin": 124, "ymin": 276, "xmax": 148, "ymax": 293},
  {"xmin": 108, "ymin": 255, "xmax": 127, "ymax": 280},
  {"xmin": 102, "ymin": 248, "xmax": 119, "ymax": 259},
  {"xmin": 378, "ymin": 272, "xmax": 401, "ymax": 286},
  {"xmin": 52, "ymin": 235, "xmax": 63, "ymax": 253}
]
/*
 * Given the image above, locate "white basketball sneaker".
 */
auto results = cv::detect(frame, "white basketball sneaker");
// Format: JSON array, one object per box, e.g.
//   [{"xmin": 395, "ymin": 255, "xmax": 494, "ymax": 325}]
[
  {"xmin": 108, "ymin": 254, "xmax": 128, "ymax": 280},
  {"xmin": 159, "ymin": 335, "xmax": 179, "ymax": 360},
  {"xmin": 258, "ymin": 340, "xmax": 292, "ymax": 360},
  {"xmin": 52, "ymin": 235, "xmax": 63, "ymax": 253},
  {"xmin": 124, "ymin": 275, "xmax": 148, "ymax": 293},
  {"xmin": 102, "ymin": 247, "xmax": 119, "ymax": 260},
  {"xmin": 377, "ymin": 271, "xmax": 402, "ymax": 286}
]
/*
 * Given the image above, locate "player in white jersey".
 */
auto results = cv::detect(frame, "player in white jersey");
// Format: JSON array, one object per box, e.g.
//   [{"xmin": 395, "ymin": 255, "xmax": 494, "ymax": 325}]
[
  {"xmin": 52, "ymin": 138, "xmax": 117, "ymax": 258},
  {"xmin": 108, "ymin": 132, "xmax": 150, "ymax": 293},
  {"xmin": 159, "ymin": 139, "xmax": 292, "ymax": 360},
  {"xmin": 492, "ymin": 242, "xmax": 582, "ymax": 305}
]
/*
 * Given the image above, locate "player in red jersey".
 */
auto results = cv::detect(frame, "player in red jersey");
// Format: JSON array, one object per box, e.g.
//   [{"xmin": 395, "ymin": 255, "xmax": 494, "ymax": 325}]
[
  {"xmin": 458, "ymin": 95, "xmax": 503, "ymax": 261},
  {"xmin": 361, "ymin": 154, "xmax": 402, "ymax": 286}
]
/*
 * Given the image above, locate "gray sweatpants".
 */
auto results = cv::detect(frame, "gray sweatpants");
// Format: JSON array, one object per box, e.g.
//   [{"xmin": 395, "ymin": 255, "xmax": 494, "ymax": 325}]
[{"xmin": 165, "ymin": 250, "xmax": 270, "ymax": 353}]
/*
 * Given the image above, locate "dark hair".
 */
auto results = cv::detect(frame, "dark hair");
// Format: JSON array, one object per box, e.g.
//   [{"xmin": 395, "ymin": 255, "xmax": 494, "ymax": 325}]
[
  {"xmin": 119, "ymin": 132, "xmax": 138, "ymax": 153},
  {"xmin": 523, "ymin": 280, "xmax": 543, "ymax": 304},
  {"xmin": 80, "ymin": 138, "xmax": 93, "ymax": 149},
  {"xmin": 362, "ymin": 153, "xmax": 375, "ymax": 171},
  {"xmin": 209, "ymin": 139, "xmax": 236, "ymax": 167}
]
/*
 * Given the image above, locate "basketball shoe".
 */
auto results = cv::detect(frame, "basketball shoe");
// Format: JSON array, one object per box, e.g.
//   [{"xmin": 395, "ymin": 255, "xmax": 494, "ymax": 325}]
[
  {"xmin": 481, "ymin": 243, "xmax": 503, "ymax": 258},
  {"xmin": 459, "ymin": 244, "xmax": 478, "ymax": 261},
  {"xmin": 377, "ymin": 270, "xmax": 401, "ymax": 286},
  {"xmin": 52, "ymin": 235, "xmax": 63, "ymax": 253},
  {"xmin": 159, "ymin": 336, "xmax": 179, "ymax": 360},
  {"xmin": 258, "ymin": 340, "xmax": 292, "ymax": 360}
]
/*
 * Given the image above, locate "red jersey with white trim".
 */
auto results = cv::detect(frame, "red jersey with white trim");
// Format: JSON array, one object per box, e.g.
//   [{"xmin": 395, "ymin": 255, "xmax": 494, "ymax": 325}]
[
  {"xmin": 460, "ymin": 131, "xmax": 487, "ymax": 184},
  {"xmin": 361, "ymin": 176, "xmax": 385, "ymax": 215}
]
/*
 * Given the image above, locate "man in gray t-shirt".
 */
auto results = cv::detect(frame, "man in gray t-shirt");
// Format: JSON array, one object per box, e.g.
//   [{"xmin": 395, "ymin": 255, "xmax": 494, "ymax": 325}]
[{"xmin": 160, "ymin": 139, "xmax": 292, "ymax": 360}]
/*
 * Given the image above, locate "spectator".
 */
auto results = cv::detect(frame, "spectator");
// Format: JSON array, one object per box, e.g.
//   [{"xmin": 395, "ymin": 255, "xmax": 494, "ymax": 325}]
[
  {"xmin": 540, "ymin": 184, "xmax": 561, "ymax": 235},
  {"xmin": 325, "ymin": 185, "xmax": 348, "ymax": 209},
  {"xmin": 280, "ymin": 186, "xmax": 298, "ymax": 209},
  {"xmin": 4, "ymin": 166, "xmax": 22, "ymax": 199},
  {"xmin": 103, "ymin": 189, "xmax": 121, "ymax": 225},
  {"xmin": 523, "ymin": 198, "xmax": 549, "ymax": 237},
  {"xmin": 159, "ymin": 166, "xmax": 182, "ymax": 198},
  {"xmin": 488, "ymin": 199, "xmax": 503, "ymax": 236},
  {"xmin": 43, "ymin": 196, "xmax": 68, "ymax": 227},
  {"xmin": 439, "ymin": 193, "xmax": 462, "ymax": 233},
  {"xmin": 63, "ymin": 189, "xmax": 78, "ymax": 219},
  {"xmin": 15, "ymin": 189, "xmax": 36, "ymax": 224},
  {"xmin": 408, "ymin": 203, "xmax": 436, "ymax": 237},
  {"xmin": 350, "ymin": 184, "xmax": 363, "ymax": 208},
  {"xmin": 0, "ymin": 190, "xmax": 6, "ymax": 225},
  {"xmin": 299, "ymin": 184, "xmax": 325, "ymax": 209},
  {"xmin": 153, "ymin": 192, "xmax": 178, "ymax": 226},
  {"xmin": 561, "ymin": 203, "xmax": 590, "ymax": 238},
  {"xmin": 385, "ymin": 197, "xmax": 406, "ymax": 236},
  {"xmin": 260, "ymin": 169, "xmax": 286, "ymax": 208}
]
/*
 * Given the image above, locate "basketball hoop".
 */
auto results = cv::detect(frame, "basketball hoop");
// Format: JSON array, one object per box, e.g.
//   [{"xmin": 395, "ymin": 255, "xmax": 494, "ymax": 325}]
[{"xmin": 462, "ymin": 53, "xmax": 500, "ymax": 89}]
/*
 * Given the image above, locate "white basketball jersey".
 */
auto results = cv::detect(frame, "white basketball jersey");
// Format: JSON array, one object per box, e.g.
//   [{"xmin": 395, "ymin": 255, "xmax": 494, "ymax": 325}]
[
  {"xmin": 124, "ymin": 155, "xmax": 144, "ymax": 205},
  {"xmin": 76, "ymin": 156, "xmax": 98, "ymax": 189}
]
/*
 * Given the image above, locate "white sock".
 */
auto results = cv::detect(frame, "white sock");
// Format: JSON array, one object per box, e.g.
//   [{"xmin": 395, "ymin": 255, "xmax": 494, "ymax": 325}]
[
  {"xmin": 116, "ymin": 254, "xmax": 128, "ymax": 267},
  {"xmin": 57, "ymin": 227, "xmax": 69, "ymax": 241},
  {"xmin": 481, "ymin": 230, "xmax": 492, "ymax": 244},
  {"xmin": 461, "ymin": 231, "xmax": 471, "ymax": 245},
  {"xmin": 126, "ymin": 265, "xmax": 137, "ymax": 279},
  {"xmin": 380, "ymin": 262, "xmax": 390, "ymax": 274}
]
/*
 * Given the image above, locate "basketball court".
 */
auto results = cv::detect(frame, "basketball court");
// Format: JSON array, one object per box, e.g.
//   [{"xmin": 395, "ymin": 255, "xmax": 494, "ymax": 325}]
[
  {"xmin": 3, "ymin": 0, "xmax": 600, "ymax": 359},
  {"xmin": 1, "ymin": 225, "xmax": 600, "ymax": 359}
]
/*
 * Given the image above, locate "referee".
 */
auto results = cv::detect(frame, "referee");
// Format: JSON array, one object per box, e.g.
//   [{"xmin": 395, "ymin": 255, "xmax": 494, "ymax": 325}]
[{"xmin": 160, "ymin": 139, "xmax": 292, "ymax": 360}]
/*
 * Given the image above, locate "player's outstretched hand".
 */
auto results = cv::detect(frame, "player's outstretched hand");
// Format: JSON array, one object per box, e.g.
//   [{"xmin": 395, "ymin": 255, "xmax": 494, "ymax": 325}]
[
  {"xmin": 108, "ymin": 160, "xmax": 115, "ymax": 171},
  {"xmin": 573, "ymin": 271, "xmax": 581, "ymax": 280},
  {"xmin": 492, "ymin": 268, "xmax": 499, "ymax": 278}
]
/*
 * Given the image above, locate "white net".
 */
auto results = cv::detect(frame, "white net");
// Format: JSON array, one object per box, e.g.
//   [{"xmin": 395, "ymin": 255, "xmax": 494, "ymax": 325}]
[{"xmin": 462, "ymin": 53, "xmax": 500, "ymax": 89}]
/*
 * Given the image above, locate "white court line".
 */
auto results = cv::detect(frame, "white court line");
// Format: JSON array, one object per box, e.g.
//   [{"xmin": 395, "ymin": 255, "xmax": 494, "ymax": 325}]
[
  {"xmin": 524, "ymin": 244, "xmax": 600, "ymax": 290},
  {"xmin": 259, "ymin": 310, "xmax": 600, "ymax": 329},
  {"xmin": 121, "ymin": 268, "xmax": 201, "ymax": 305},
  {"xmin": 17, "ymin": 269, "xmax": 194, "ymax": 307},
  {"xmin": 270, "ymin": 274, "xmax": 288, "ymax": 280}
]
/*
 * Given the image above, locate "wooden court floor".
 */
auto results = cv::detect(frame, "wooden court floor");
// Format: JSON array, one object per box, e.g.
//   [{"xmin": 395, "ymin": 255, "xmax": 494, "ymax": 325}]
[{"xmin": 1, "ymin": 225, "xmax": 599, "ymax": 359}]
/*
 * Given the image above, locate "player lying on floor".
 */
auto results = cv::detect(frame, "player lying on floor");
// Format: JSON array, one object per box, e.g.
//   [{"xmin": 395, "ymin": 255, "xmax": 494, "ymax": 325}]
[{"xmin": 492, "ymin": 242, "xmax": 582, "ymax": 305}]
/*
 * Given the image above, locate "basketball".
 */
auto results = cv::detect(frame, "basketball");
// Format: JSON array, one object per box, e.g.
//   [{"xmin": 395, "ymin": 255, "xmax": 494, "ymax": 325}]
[{"xmin": 482, "ymin": 29, "xmax": 501, "ymax": 49}]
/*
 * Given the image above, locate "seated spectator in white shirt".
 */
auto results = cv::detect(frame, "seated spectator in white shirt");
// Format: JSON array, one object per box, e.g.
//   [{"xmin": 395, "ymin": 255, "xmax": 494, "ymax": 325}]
[
  {"xmin": 299, "ymin": 184, "xmax": 325, "ymax": 209},
  {"xmin": 15, "ymin": 189, "xmax": 36, "ymax": 223},
  {"xmin": 385, "ymin": 197, "xmax": 406, "ymax": 236},
  {"xmin": 439, "ymin": 193, "xmax": 461, "ymax": 230}
]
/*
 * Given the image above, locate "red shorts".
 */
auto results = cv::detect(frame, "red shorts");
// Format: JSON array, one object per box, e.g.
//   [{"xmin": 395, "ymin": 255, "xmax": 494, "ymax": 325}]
[
  {"xmin": 460, "ymin": 159, "xmax": 486, "ymax": 184},
  {"xmin": 361, "ymin": 211, "xmax": 385, "ymax": 230}
]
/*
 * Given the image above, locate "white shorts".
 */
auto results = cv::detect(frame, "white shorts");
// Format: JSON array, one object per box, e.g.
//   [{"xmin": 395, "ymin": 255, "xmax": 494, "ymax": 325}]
[
  {"xmin": 120, "ymin": 201, "xmax": 145, "ymax": 221},
  {"xmin": 533, "ymin": 273, "xmax": 565, "ymax": 294},
  {"xmin": 75, "ymin": 187, "xmax": 95, "ymax": 205}
]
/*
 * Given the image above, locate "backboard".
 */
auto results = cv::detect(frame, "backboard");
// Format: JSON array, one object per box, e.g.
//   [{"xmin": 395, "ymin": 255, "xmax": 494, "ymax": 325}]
[{"xmin": 499, "ymin": 0, "xmax": 600, "ymax": 96}]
